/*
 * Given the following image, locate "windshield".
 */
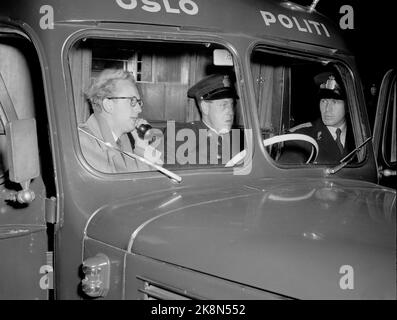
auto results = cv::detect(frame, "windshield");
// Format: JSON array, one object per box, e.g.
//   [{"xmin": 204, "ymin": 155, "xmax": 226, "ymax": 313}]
[
  {"xmin": 70, "ymin": 38, "xmax": 247, "ymax": 175},
  {"xmin": 250, "ymin": 47, "xmax": 366, "ymax": 166}
]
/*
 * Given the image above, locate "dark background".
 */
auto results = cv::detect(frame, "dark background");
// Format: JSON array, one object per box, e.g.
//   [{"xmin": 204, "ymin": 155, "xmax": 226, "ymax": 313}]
[{"xmin": 293, "ymin": 0, "xmax": 395, "ymax": 110}]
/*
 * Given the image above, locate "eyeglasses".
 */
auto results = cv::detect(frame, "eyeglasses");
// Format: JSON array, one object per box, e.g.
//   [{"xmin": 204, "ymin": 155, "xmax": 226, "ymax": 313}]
[{"xmin": 107, "ymin": 96, "xmax": 144, "ymax": 108}]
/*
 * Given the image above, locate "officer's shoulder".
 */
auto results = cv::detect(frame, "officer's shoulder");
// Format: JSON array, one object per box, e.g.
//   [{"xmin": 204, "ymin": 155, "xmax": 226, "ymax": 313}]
[
  {"xmin": 289, "ymin": 122, "xmax": 313, "ymax": 133},
  {"xmin": 174, "ymin": 120, "xmax": 197, "ymax": 126}
]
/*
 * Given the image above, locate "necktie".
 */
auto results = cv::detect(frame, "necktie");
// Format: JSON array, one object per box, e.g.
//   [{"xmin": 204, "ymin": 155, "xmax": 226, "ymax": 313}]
[
  {"xmin": 217, "ymin": 135, "xmax": 222, "ymax": 163},
  {"xmin": 335, "ymin": 128, "xmax": 344, "ymax": 154}
]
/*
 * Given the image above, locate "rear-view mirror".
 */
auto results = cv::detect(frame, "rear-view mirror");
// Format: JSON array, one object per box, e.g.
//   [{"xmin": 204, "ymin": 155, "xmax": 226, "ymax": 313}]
[{"xmin": 6, "ymin": 118, "xmax": 40, "ymax": 183}]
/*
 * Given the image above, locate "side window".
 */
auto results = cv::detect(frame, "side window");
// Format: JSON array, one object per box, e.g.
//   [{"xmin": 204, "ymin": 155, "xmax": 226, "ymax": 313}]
[
  {"xmin": 383, "ymin": 76, "xmax": 396, "ymax": 165},
  {"xmin": 69, "ymin": 39, "xmax": 245, "ymax": 174},
  {"xmin": 250, "ymin": 48, "xmax": 361, "ymax": 166}
]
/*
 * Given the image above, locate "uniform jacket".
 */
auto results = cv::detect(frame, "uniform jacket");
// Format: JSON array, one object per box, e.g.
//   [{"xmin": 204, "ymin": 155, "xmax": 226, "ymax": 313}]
[
  {"xmin": 163, "ymin": 121, "xmax": 244, "ymax": 168},
  {"xmin": 79, "ymin": 113, "xmax": 150, "ymax": 173},
  {"xmin": 280, "ymin": 118, "xmax": 355, "ymax": 164}
]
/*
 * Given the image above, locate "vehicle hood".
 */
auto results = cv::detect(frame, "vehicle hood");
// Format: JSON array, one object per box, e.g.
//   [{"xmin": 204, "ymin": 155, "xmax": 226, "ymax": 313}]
[{"xmin": 85, "ymin": 178, "xmax": 396, "ymax": 299}]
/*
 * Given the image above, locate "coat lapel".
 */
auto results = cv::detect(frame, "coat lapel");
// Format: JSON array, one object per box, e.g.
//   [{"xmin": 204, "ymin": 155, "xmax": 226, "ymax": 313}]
[
  {"xmin": 344, "ymin": 123, "xmax": 355, "ymax": 156},
  {"xmin": 93, "ymin": 114, "xmax": 129, "ymax": 172}
]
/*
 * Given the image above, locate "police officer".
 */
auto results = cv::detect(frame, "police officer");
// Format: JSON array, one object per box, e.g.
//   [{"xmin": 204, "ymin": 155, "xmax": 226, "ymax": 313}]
[
  {"xmin": 165, "ymin": 74, "xmax": 243, "ymax": 167},
  {"xmin": 281, "ymin": 72, "xmax": 355, "ymax": 164}
]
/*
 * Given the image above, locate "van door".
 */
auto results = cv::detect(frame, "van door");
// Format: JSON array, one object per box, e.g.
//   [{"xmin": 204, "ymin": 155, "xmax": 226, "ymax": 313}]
[
  {"xmin": 0, "ymin": 27, "xmax": 53, "ymax": 299},
  {"xmin": 373, "ymin": 69, "xmax": 396, "ymax": 188}
]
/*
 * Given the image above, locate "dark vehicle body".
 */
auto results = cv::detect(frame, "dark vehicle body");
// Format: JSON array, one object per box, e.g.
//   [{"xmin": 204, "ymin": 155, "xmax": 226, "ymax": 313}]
[{"xmin": 0, "ymin": 0, "xmax": 395, "ymax": 299}]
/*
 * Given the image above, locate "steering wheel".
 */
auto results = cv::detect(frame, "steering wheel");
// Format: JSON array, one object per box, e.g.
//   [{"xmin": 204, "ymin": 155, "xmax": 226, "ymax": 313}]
[{"xmin": 225, "ymin": 133, "xmax": 319, "ymax": 167}]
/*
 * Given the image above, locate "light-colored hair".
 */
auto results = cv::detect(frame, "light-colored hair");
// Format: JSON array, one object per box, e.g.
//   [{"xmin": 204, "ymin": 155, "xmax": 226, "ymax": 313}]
[{"xmin": 85, "ymin": 69, "xmax": 136, "ymax": 113}]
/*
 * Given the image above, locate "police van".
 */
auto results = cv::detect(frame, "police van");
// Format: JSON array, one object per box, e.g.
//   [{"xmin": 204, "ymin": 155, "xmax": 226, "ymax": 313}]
[{"xmin": 0, "ymin": 0, "xmax": 395, "ymax": 299}]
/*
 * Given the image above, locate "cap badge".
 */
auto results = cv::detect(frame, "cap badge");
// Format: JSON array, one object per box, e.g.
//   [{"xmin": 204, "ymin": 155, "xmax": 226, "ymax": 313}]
[{"xmin": 320, "ymin": 75, "xmax": 338, "ymax": 90}]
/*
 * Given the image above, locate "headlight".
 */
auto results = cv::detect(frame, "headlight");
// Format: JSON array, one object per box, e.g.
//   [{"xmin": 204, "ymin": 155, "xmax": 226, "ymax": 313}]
[{"xmin": 81, "ymin": 253, "xmax": 110, "ymax": 298}]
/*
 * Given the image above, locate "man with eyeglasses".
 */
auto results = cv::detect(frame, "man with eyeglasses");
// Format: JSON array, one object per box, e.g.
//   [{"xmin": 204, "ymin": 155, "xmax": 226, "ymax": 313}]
[
  {"xmin": 165, "ymin": 74, "xmax": 244, "ymax": 167},
  {"xmin": 79, "ymin": 68, "xmax": 162, "ymax": 173}
]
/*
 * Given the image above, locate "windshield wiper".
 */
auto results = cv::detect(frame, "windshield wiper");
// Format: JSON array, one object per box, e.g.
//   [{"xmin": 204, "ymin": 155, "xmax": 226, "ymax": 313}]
[
  {"xmin": 79, "ymin": 128, "xmax": 182, "ymax": 183},
  {"xmin": 325, "ymin": 136, "xmax": 372, "ymax": 175}
]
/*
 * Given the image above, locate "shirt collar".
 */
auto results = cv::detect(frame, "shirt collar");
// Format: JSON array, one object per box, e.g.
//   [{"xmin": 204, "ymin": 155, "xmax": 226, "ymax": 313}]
[
  {"xmin": 326, "ymin": 121, "xmax": 347, "ymax": 146},
  {"xmin": 94, "ymin": 112, "xmax": 120, "ymax": 146},
  {"xmin": 326, "ymin": 121, "xmax": 347, "ymax": 136},
  {"xmin": 111, "ymin": 131, "xmax": 119, "ymax": 143}
]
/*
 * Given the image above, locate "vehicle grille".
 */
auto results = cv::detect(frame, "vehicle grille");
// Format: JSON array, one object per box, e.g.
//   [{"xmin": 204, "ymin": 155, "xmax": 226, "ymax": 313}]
[
  {"xmin": 137, "ymin": 276, "xmax": 194, "ymax": 300},
  {"xmin": 136, "ymin": 275, "xmax": 290, "ymax": 300}
]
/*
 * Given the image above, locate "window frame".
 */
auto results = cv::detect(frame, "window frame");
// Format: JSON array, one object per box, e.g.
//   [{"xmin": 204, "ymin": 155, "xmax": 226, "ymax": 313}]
[
  {"xmin": 0, "ymin": 32, "xmax": 37, "ymax": 183},
  {"xmin": 381, "ymin": 74, "xmax": 396, "ymax": 167},
  {"xmin": 248, "ymin": 43, "xmax": 369, "ymax": 169},
  {"xmin": 63, "ymin": 29, "xmax": 250, "ymax": 178}
]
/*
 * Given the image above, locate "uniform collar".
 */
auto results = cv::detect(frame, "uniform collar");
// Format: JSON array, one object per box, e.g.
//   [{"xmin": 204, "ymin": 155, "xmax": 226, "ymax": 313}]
[{"xmin": 202, "ymin": 120, "xmax": 230, "ymax": 136}]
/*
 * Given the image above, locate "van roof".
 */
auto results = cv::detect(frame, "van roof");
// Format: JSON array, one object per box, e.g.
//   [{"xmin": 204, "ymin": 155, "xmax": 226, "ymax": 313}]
[{"xmin": 0, "ymin": 0, "xmax": 349, "ymax": 52}]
